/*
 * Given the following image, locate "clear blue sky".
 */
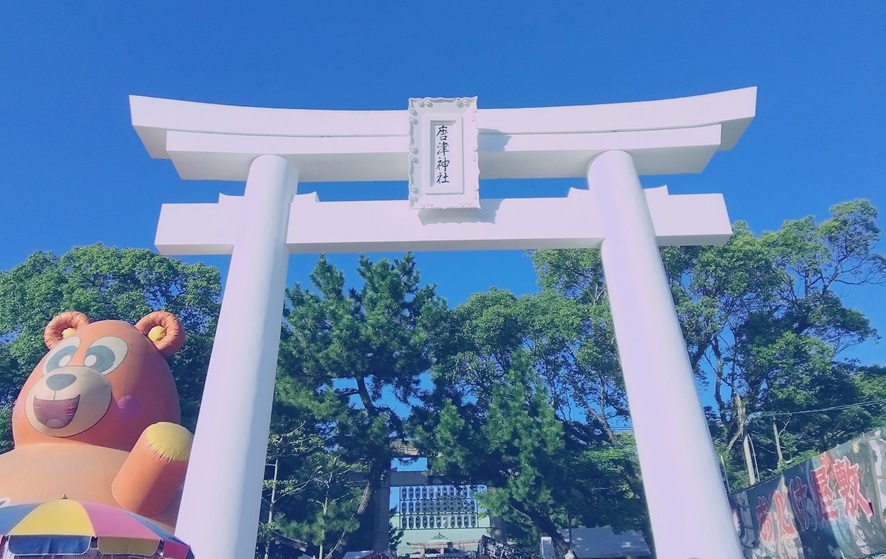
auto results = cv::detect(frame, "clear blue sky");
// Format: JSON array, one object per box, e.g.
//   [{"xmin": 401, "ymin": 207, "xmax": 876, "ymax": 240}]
[{"xmin": 1, "ymin": 3, "xmax": 885, "ymax": 364}]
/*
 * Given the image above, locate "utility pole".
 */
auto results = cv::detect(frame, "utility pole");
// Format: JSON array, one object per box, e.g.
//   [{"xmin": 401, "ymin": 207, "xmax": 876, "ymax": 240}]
[
  {"xmin": 773, "ymin": 420, "xmax": 785, "ymax": 469},
  {"xmin": 742, "ymin": 434, "xmax": 757, "ymax": 486},
  {"xmin": 735, "ymin": 394, "xmax": 756, "ymax": 485},
  {"xmin": 719, "ymin": 455, "xmax": 731, "ymax": 492},
  {"xmin": 749, "ymin": 435, "xmax": 760, "ymax": 482},
  {"xmin": 318, "ymin": 493, "xmax": 329, "ymax": 559},
  {"xmin": 264, "ymin": 459, "xmax": 279, "ymax": 559}
]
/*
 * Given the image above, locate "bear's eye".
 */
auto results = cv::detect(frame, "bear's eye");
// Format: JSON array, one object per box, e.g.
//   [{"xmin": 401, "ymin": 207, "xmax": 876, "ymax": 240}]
[
  {"xmin": 84, "ymin": 337, "xmax": 128, "ymax": 375},
  {"xmin": 43, "ymin": 337, "xmax": 81, "ymax": 375}
]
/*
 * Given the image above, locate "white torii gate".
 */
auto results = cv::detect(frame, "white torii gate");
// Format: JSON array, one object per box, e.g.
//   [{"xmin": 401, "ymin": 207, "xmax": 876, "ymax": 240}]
[{"xmin": 130, "ymin": 87, "xmax": 757, "ymax": 559}]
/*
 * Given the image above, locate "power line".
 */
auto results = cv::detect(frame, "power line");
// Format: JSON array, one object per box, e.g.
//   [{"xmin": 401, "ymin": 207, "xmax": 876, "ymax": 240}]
[{"xmin": 749, "ymin": 399, "xmax": 886, "ymax": 418}]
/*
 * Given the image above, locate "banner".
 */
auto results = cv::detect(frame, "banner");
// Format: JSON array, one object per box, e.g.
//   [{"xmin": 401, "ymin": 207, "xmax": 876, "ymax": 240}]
[{"xmin": 731, "ymin": 426, "xmax": 886, "ymax": 558}]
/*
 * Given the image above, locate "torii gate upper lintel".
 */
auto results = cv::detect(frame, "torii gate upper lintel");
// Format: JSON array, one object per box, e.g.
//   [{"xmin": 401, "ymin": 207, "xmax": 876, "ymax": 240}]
[{"xmin": 130, "ymin": 88, "xmax": 757, "ymax": 559}]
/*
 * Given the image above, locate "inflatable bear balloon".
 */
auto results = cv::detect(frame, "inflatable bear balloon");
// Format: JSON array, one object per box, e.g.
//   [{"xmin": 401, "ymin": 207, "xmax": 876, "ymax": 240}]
[{"xmin": 0, "ymin": 311, "xmax": 193, "ymax": 530}]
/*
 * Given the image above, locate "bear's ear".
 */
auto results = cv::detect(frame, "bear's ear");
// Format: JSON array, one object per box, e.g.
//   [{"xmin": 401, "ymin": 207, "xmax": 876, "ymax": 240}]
[
  {"xmin": 44, "ymin": 311, "xmax": 92, "ymax": 349},
  {"xmin": 135, "ymin": 311, "xmax": 185, "ymax": 357}
]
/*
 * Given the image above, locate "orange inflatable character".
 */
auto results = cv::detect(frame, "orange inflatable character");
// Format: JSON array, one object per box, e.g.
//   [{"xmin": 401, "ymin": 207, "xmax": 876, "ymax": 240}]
[{"xmin": 0, "ymin": 311, "xmax": 193, "ymax": 530}]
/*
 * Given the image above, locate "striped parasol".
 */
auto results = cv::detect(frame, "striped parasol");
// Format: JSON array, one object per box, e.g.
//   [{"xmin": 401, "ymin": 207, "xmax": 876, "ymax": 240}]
[{"xmin": 0, "ymin": 499, "xmax": 193, "ymax": 558}]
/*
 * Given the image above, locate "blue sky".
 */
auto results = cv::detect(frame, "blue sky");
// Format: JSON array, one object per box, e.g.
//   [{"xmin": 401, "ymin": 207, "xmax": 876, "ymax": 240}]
[{"xmin": 2, "ymin": 3, "xmax": 885, "ymax": 366}]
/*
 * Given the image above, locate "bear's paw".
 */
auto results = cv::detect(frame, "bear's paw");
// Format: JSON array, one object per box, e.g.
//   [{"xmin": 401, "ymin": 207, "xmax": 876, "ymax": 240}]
[{"xmin": 143, "ymin": 422, "xmax": 193, "ymax": 462}]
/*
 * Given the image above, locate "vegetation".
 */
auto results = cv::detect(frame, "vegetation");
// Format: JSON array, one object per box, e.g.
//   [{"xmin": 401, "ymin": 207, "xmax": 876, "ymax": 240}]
[
  {"xmin": 0, "ymin": 243, "xmax": 220, "ymax": 434},
  {"xmin": 0, "ymin": 201, "xmax": 883, "ymax": 559},
  {"xmin": 264, "ymin": 255, "xmax": 448, "ymax": 559},
  {"xmin": 412, "ymin": 287, "xmax": 649, "ymax": 552},
  {"xmin": 667, "ymin": 200, "xmax": 886, "ymax": 485}
]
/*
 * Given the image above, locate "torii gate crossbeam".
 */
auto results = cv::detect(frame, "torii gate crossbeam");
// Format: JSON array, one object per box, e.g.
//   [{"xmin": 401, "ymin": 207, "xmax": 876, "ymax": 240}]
[{"xmin": 130, "ymin": 88, "xmax": 757, "ymax": 559}]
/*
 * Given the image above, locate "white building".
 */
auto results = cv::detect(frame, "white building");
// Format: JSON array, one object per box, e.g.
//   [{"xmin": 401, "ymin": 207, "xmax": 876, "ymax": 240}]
[{"xmin": 541, "ymin": 528, "xmax": 650, "ymax": 559}]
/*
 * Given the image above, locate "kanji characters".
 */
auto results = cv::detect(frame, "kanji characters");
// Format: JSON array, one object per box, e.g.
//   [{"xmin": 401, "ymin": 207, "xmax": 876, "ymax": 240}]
[
  {"xmin": 772, "ymin": 489, "xmax": 798, "ymax": 536},
  {"xmin": 756, "ymin": 495, "xmax": 775, "ymax": 545},
  {"xmin": 811, "ymin": 456, "xmax": 840, "ymax": 521},
  {"xmin": 434, "ymin": 124, "xmax": 450, "ymax": 184},
  {"xmin": 831, "ymin": 456, "xmax": 874, "ymax": 519},
  {"xmin": 788, "ymin": 476, "xmax": 810, "ymax": 530}
]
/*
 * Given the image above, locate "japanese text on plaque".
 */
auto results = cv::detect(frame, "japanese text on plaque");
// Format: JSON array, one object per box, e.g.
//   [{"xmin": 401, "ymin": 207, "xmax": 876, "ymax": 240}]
[{"xmin": 434, "ymin": 123, "xmax": 451, "ymax": 185}]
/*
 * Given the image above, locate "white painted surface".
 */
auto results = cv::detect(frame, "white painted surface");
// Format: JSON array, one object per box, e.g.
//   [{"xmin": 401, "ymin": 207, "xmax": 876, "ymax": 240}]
[
  {"xmin": 589, "ymin": 150, "xmax": 742, "ymax": 559},
  {"xmin": 131, "ymin": 89, "xmax": 758, "ymax": 559},
  {"xmin": 154, "ymin": 186, "xmax": 732, "ymax": 256},
  {"xmin": 160, "ymin": 123, "xmax": 724, "ymax": 182},
  {"xmin": 130, "ymin": 88, "xmax": 755, "ymax": 182},
  {"xmin": 130, "ymin": 87, "xmax": 755, "ymax": 156},
  {"xmin": 174, "ymin": 155, "xmax": 297, "ymax": 559},
  {"xmin": 540, "ymin": 527, "xmax": 651, "ymax": 559},
  {"xmin": 408, "ymin": 97, "xmax": 480, "ymax": 209}
]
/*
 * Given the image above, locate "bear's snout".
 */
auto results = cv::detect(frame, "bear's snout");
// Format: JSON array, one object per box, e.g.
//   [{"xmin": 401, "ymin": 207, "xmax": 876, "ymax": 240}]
[
  {"xmin": 25, "ymin": 368, "xmax": 113, "ymax": 438},
  {"xmin": 46, "ymin": 373, "xmax": 77, "ymax": 391}
]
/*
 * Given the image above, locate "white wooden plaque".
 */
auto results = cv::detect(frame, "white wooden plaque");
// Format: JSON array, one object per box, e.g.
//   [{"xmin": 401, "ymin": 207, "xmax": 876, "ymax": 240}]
[{"xmin": 408, "ymin": 97, "xmax": 479, "ymax": 209}]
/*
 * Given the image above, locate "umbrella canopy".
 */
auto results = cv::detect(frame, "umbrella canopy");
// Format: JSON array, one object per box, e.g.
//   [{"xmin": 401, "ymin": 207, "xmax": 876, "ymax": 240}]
[{"xmin": 0, "ymin": 499, "xmax": 193, "ymax": 558}]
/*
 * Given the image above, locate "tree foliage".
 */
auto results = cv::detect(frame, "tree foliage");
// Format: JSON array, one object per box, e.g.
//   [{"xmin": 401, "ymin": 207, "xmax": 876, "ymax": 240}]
[
  {"xmin": 268, "ymin": 254, "xmax": 447, "ymax": 559},
  {"xmin": 413, "ymin": 284, "xmax": 649, "ymax": 552},
  {"xmin": 415, "ymin": 200, "xmax": 885, "ymax": 555},
  {"xmin": 0, "ymin": 244, "xmax": 221, "ymax": 444},
  {"xmin": 2, "ymin": 201, "xmax": 883, "ymax": 559},
  {"xmin": 666, "ymin": 200, "xmax": 886, "ymax": 483}
]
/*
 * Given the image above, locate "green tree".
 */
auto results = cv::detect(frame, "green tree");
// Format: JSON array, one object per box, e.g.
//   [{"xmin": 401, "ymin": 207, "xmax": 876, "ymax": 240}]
[
  {"xmin": 854, "ymin": 364, "xmax": 886, "ymax": 427},
  {"xmin": 256, "ymin": 417, "xmax": 360, "ymax": 559},
  {"xmin": 668, "ymin": 201, "xmax": 886, "ymax": 483},
  {"xmin": 0, "ymin": 243, "xmax": 221, "ymax": 439},
  {"xmin": 258, "ymin": 368, "xmax": 364, "ymax": 559},
  {"xmin": 0, "ymin": 404, "xmax": 12, "ymax": 454},
  {"xmin": 274, "ymin": 254, "xmax": 447, "ymax": 559},
  {"xmin": 532, "ymin": 200, "xmax": 885, "ymax": 490},
  {"xmin": 415, "ymin": 286, "xmax": 649, "ymax": 553}
]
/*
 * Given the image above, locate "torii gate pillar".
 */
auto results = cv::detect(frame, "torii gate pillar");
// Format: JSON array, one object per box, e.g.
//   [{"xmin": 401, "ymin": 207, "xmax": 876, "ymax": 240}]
[
  {"xmin": 175, "ymin": 154, "xmax": 297, "ymax": 559},
  {"xmin": 589, "ymin": 150, "xmax": 737, "ymax": 557},
  {"xmin": 130, "ymin": 88, "xmax": 757, "ymax": 559}
]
